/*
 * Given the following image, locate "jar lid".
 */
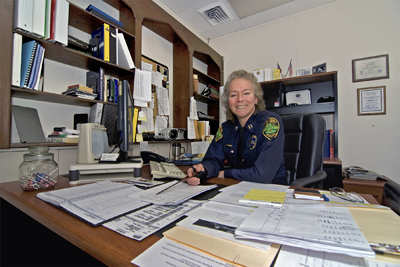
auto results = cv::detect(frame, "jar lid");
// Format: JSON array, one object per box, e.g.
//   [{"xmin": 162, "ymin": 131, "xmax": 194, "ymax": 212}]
[{"xmin": 23, "ymin": 146, "xmax": 54, "ymax": 160}]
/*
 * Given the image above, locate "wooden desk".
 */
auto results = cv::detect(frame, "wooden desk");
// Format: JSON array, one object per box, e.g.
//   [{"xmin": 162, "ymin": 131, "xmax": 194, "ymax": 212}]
[
  {"xmin": 0, "ymin": 166, "xmax": 379, "ymax": 266},
  {"xmin": 343, "ymin": 177, "xmax": 387, "ymax": 204}
]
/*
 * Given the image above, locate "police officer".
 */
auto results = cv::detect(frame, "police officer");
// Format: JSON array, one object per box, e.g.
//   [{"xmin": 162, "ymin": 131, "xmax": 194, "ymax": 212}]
[{"xmin": 186, "ymin": 70, "xmax": 286, "ymax": 186}]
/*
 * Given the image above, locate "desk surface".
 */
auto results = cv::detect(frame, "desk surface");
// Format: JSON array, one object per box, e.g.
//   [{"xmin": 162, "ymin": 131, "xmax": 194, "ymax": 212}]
[{"xmin": 0, "ymin": 165, "xmax": 380, "ymax": 266}]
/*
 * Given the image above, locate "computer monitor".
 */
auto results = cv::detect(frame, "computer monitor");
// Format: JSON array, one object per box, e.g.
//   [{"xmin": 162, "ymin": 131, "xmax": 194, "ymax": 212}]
[{"xmin": 117, "ymin": 80, "xmax": 140, "ymax": 163}]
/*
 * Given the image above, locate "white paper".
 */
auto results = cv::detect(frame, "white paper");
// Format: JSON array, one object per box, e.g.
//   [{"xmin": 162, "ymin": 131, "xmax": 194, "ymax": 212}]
[
  {"xmin": 128, "ymin": 181, "xmax": 218, "ymax": 205},
  {"xmin": 190, "ymin": 141, "xmax": 210, "ymax": 154},
  {"xmin": 235, "ymin": 206, "xmax": 375, "ymax": 258},
  {"xmin": 133, "ymin": 69, "xmax": 152, "ymax": 102},
  {"xmin": 187, "ymin": 117, "xmax": 197, "ymax": 139},
  {"xmin": 274, "ymin": 245, "xmax": 368, "ymax": 267},
  {"xmin": 155, "ymin": 115, "xmax": 168, "ymax": 136},
  {"xmin": 190, "ymin": 96, "xmax": 199, "ymax": 120},
  {"xmin": 141, "ymin": 107, "xmax": 154, "ymax": 132},
  {"xmin": 131, "ymin": 237, "xmax": 233, "ymax": 267},
  {"xmin": 152, "ymin": 71, "xmax": 163, "ymax": 87},
  {"xmin": 141, "ymin": 61, "xmax": 152, "ymax": 71},
  {"xmin": 156, "ymin": 86, "xmax": 170, "ymax": 115}
]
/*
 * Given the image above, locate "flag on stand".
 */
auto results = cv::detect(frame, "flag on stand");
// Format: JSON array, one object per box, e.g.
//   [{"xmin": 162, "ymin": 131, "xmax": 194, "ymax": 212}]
[{"xmin": 288, "ymin": 60, "xmax": 293, "ymax": 77}]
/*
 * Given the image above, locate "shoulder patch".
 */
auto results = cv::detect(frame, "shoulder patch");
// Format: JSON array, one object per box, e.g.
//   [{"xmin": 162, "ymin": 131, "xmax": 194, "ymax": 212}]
[
  {"xmin": 262, "ymin": 117, "xmax": 280, "ymax": 140},
  {"xmin": 215, "ymin": 126, "xmax": 223, "ymax": 142}
]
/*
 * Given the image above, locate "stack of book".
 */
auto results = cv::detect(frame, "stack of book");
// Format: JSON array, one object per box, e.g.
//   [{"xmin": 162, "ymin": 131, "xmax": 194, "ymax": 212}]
[
  {"xmin": 62, "ymin": 84, "xmax": 97, "ymax": 100},
  {"xmin": 47, "ymin": 127, "xmax": 80, "ymax": 143}
]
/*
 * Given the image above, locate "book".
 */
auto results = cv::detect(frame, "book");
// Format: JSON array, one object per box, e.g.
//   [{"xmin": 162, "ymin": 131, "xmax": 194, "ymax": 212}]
[
  {"xmin": 91, "ymin": 23, "xmax": 110, "ymax": 62},
  {"xmin": 62, "ymin": 88, "xmax": 97, "ymax": 99},
  {"xmin": 85, "ymin": 4, "xmax": 124, "ymax": 29},
  {"xmin": 47, "ymin": 0, "xmax": 69, "ymax": 46},
  {"xmin": 32, "ymin": 0, "xmax": 46, "ymax": 38},
  {"xmin": 323, "ymin": 129, "xmax": 330, "ymax": 157},
  {"xmin": 193, "ymin": 74, "xmax": 199, "ymax": 93},
  {"xmin": 48, "ymin": 137, "xmax": 79, "ymax": 143},
  {"xmin": 132, "ymin": 108, "xmax": 138, "ymax": 143},
  {"xmin": 86, "ymin": 70, "xmax": 99, "ymax": 95},
  {"xmin": 109, "ymin": 26, "xmax": 117, "ymax": 64},
  {"xmin": 98, "ymin": 67, "xmax": 105, "ymax": 101},
  {"xmin": 12, "ymin": 33, "xmax": 23, "ymax": 86},
  {"xmin": 239, "ymin": 189, "xmax": 285, "ymax": 207},
  {"xmin": 67, "ymin": 35, "xmax": 91, "ymax": 54},
  {"xmin": 27, "ymin": 44, "xmax": 45, "ymax": 89},
  {"xmin": 20, "ymin": 40, "xmax": 38, "ymax": 88},
  {"xmin": 14, "ymin": 0, "xmax": 33, "ymax": 33},
  {"xmin": 329, "ymin": 129, "xmax": 335, "ymax": 158},
  {"xmin": 117, "ymin": 33, "xmax": 135, "ymax": 69},
  {"xmin": 293, "ymin": 188, "xmax": 324, "ymax": 200},
  {"xmin": 89, "ymin": 103, "xmax": 104, "ymax": 124},
  {"xmin": 67, "ymin": 84, "xmax": 93, "ymax": 93},
  {"xmin": 36, "ymin": 180, "xmax": 147, "ymax": 226}
]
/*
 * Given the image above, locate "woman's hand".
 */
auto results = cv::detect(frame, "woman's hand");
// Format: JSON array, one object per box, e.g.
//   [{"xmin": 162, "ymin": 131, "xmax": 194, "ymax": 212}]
[{"xmin": 186, "ymin": 164, "xmax": 205, "ymax": 186}]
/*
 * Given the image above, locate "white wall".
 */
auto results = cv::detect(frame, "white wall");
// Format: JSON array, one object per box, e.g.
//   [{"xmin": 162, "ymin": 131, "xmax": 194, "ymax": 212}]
[{"xmin": 209, "ymin": 0, "xmax": 400, "ymax": 183}]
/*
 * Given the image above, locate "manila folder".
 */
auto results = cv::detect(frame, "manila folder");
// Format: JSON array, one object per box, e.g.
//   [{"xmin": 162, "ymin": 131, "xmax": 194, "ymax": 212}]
[{"xmin": 164, "ymin": 226, "xmax": 280, "ymax": 267}]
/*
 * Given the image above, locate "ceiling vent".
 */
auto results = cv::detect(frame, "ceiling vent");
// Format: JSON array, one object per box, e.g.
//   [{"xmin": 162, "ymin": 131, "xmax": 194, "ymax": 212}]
[{"xmin": 198, "ymin": 1, "xmax": 238, "ymax": 27}]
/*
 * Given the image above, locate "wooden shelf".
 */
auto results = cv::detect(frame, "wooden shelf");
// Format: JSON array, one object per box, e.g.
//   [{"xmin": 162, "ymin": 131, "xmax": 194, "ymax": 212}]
[{"xmin": 12, "ymin": 87, "xmax": 116, "ymax": 107}]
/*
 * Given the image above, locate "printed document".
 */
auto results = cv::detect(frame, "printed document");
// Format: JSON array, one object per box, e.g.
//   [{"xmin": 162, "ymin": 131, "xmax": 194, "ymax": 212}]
[
  {"xmin": 131, "ymin": 237, "xmax": 238, "ymax": 267},
  {"xmin": 133, "ymin": 68, "xmax": 152, "ymax": 102},
  {"xmin": 128, "ymin": 181, "xmax": 218, "ymax": 205},
  {"xmin": 36, "ymin": 181, "xmax": 147, "ymax": 226},
  {"xmin": 103, "ymin": 200, "xmax": 202, "ymax": 241},
  {"xmin": 235, "ymin": 206, "xmax": 375, "ymax": 258}
]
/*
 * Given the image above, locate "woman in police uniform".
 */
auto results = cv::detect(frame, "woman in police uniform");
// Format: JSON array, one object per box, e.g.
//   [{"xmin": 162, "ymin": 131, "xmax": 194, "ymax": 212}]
[{"xmin": 186, "ymin": 70, "xmax": 287, "ymax": 186}]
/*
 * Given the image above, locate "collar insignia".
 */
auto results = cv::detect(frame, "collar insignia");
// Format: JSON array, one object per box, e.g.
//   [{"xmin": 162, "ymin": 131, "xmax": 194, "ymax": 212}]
[{"xmin": 249, "ymin": 135, "xmax": 257, "ymax": 150}]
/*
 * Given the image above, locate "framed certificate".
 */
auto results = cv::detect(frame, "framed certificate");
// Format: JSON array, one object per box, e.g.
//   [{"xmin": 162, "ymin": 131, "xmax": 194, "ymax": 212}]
[
  {"xmin": 357, "ymin": 86, "xmax": 386, "ymax": 116},
  {"xmin": 352, "ymin": 54, "xmax": 389, "ymax": 82}
]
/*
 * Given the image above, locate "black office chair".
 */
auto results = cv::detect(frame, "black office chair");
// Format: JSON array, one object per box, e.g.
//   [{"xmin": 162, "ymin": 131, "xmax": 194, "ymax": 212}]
[
  {"xmin": 281, "ymin": 113, "xmax": 327, "ymax": 188},
  {"xmin": 382, "ymin": 181, "xmax": 400, "ymax": 216}
]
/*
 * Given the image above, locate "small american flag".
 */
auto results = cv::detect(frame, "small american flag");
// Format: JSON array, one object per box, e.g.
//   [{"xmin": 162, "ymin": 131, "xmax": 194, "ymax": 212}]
[{"xmin": 288, "ymin": 60, "xmax": 293, "ymax": 77}]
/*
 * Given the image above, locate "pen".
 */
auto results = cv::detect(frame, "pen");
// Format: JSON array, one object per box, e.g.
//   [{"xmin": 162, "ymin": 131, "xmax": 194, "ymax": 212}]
[
  {"xmin": 322, "ymin": 194, "xmax": 329, "ymax": 202},
  {"xmin": 155, "ymin": 180, "xmax": 184, "ymax": 195}
]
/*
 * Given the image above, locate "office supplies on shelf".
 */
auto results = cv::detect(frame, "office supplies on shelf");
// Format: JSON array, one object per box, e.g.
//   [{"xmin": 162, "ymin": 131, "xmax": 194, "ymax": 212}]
[
  {"xmin": 103, "ymin": 200, "xmax": 202, "ymax": 241},
  {"xmin": 128, "ymin": 181, "xmax": 217, "ymax": 205},
  {"xmin": 239, "ymin": 188, "xmax": 285, "ymax": 207},
  {"xmin": 235, "ymin": 206, "xmax": 375, "ymax": 258},
  {"xmin": 12, "ymin": 33, "xmax": 22, "ymax": 86},
  {"xmin": 69, "ymin": 161, "xmax": 142, "ymax": 184},
  {"xmin": 36, "ymin": 180, "xmax": 148, "ymax": 226},
  {"xmin": 150, "ymin": 161, "xmax": 186, "ymax": 179}
]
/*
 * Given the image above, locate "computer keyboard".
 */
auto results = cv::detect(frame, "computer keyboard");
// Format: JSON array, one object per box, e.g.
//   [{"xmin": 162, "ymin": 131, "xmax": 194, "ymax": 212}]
[{"xmin": 150, "ymin": 161, "xmax": 187, "ymax": 179}]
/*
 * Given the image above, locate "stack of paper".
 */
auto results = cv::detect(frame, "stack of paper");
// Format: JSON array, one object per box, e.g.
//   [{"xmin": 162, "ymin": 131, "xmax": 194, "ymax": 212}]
[
  {"xmin": 128, "ymin": 181, "xmax": 218, "ymax": 205},
  {"xmin": 235, "ymin": 206, "xmax": 375, "ymax": 258}
]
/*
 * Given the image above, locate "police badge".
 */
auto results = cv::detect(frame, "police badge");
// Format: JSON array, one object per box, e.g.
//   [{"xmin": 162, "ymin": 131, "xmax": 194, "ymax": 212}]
[{"xmin": 263, "ymin": 117, "xmax": 280, "ymax": 140}]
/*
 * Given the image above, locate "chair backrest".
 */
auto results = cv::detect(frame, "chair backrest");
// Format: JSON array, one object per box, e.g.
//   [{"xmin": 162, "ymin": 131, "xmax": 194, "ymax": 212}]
[{"xmin": 281, "ymin": 113, "xmax": 326, "ymax": 185}]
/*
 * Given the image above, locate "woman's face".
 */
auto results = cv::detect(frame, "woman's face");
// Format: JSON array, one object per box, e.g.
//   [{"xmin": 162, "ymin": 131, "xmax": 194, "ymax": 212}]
[{"xmin": 228, "ymin": 78, "xmax": 258, "ymax": 126}]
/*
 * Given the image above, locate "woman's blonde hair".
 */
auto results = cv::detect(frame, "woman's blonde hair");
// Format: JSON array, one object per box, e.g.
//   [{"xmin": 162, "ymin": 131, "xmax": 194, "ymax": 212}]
[{"xmin": 221, "ymin": 70, "xmax": 266, "ymax": 122}]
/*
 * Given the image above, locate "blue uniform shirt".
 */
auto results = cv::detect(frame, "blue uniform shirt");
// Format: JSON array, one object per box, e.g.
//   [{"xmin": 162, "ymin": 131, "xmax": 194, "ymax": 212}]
[{"xmin": 201, "ymin": 110, "xmax": 287, "ymax": 184}]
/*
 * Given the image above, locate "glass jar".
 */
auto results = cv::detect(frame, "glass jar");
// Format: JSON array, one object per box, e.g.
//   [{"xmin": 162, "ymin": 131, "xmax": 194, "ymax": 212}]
[{"xmin": 19, "ymin": 146, "xmax": 59, "ymax": 191}]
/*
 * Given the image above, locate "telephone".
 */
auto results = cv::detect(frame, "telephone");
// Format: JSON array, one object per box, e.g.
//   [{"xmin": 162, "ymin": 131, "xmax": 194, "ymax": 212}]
[{"xmin": 141, "ymin": 151, "xmax": 171, "ymax": 164}]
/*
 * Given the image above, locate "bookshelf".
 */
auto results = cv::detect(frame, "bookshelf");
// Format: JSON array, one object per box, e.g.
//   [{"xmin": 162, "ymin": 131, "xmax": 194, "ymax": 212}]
[
  {"xmin": 261, "ymin": 71, "xmax": 338, "ymax": 157},
  {"xmin": 0, "ymin": 0, "xmax": 223, "ymax": 149}
]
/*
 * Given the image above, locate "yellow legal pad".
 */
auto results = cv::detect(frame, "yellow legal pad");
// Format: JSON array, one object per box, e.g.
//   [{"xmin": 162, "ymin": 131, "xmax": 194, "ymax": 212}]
[{"xmin": 239, "ymin": 189, "xmax": 285, "ymax": 207}]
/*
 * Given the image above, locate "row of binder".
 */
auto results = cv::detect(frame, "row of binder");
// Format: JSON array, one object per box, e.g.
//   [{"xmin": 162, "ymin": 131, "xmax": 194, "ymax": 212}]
[{"xmin": 14, "ymin": 0, "xmax": 69, "ymax": 46}]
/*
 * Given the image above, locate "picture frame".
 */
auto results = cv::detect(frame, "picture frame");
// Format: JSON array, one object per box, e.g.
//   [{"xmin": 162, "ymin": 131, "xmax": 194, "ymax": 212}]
[
  {"xmin": 357, "ymin": 86, "xmax": 386, "ymax": 116},
  {"xmin": 352, "ymin": 54, "xmax": 389, "ymax": 82}
]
